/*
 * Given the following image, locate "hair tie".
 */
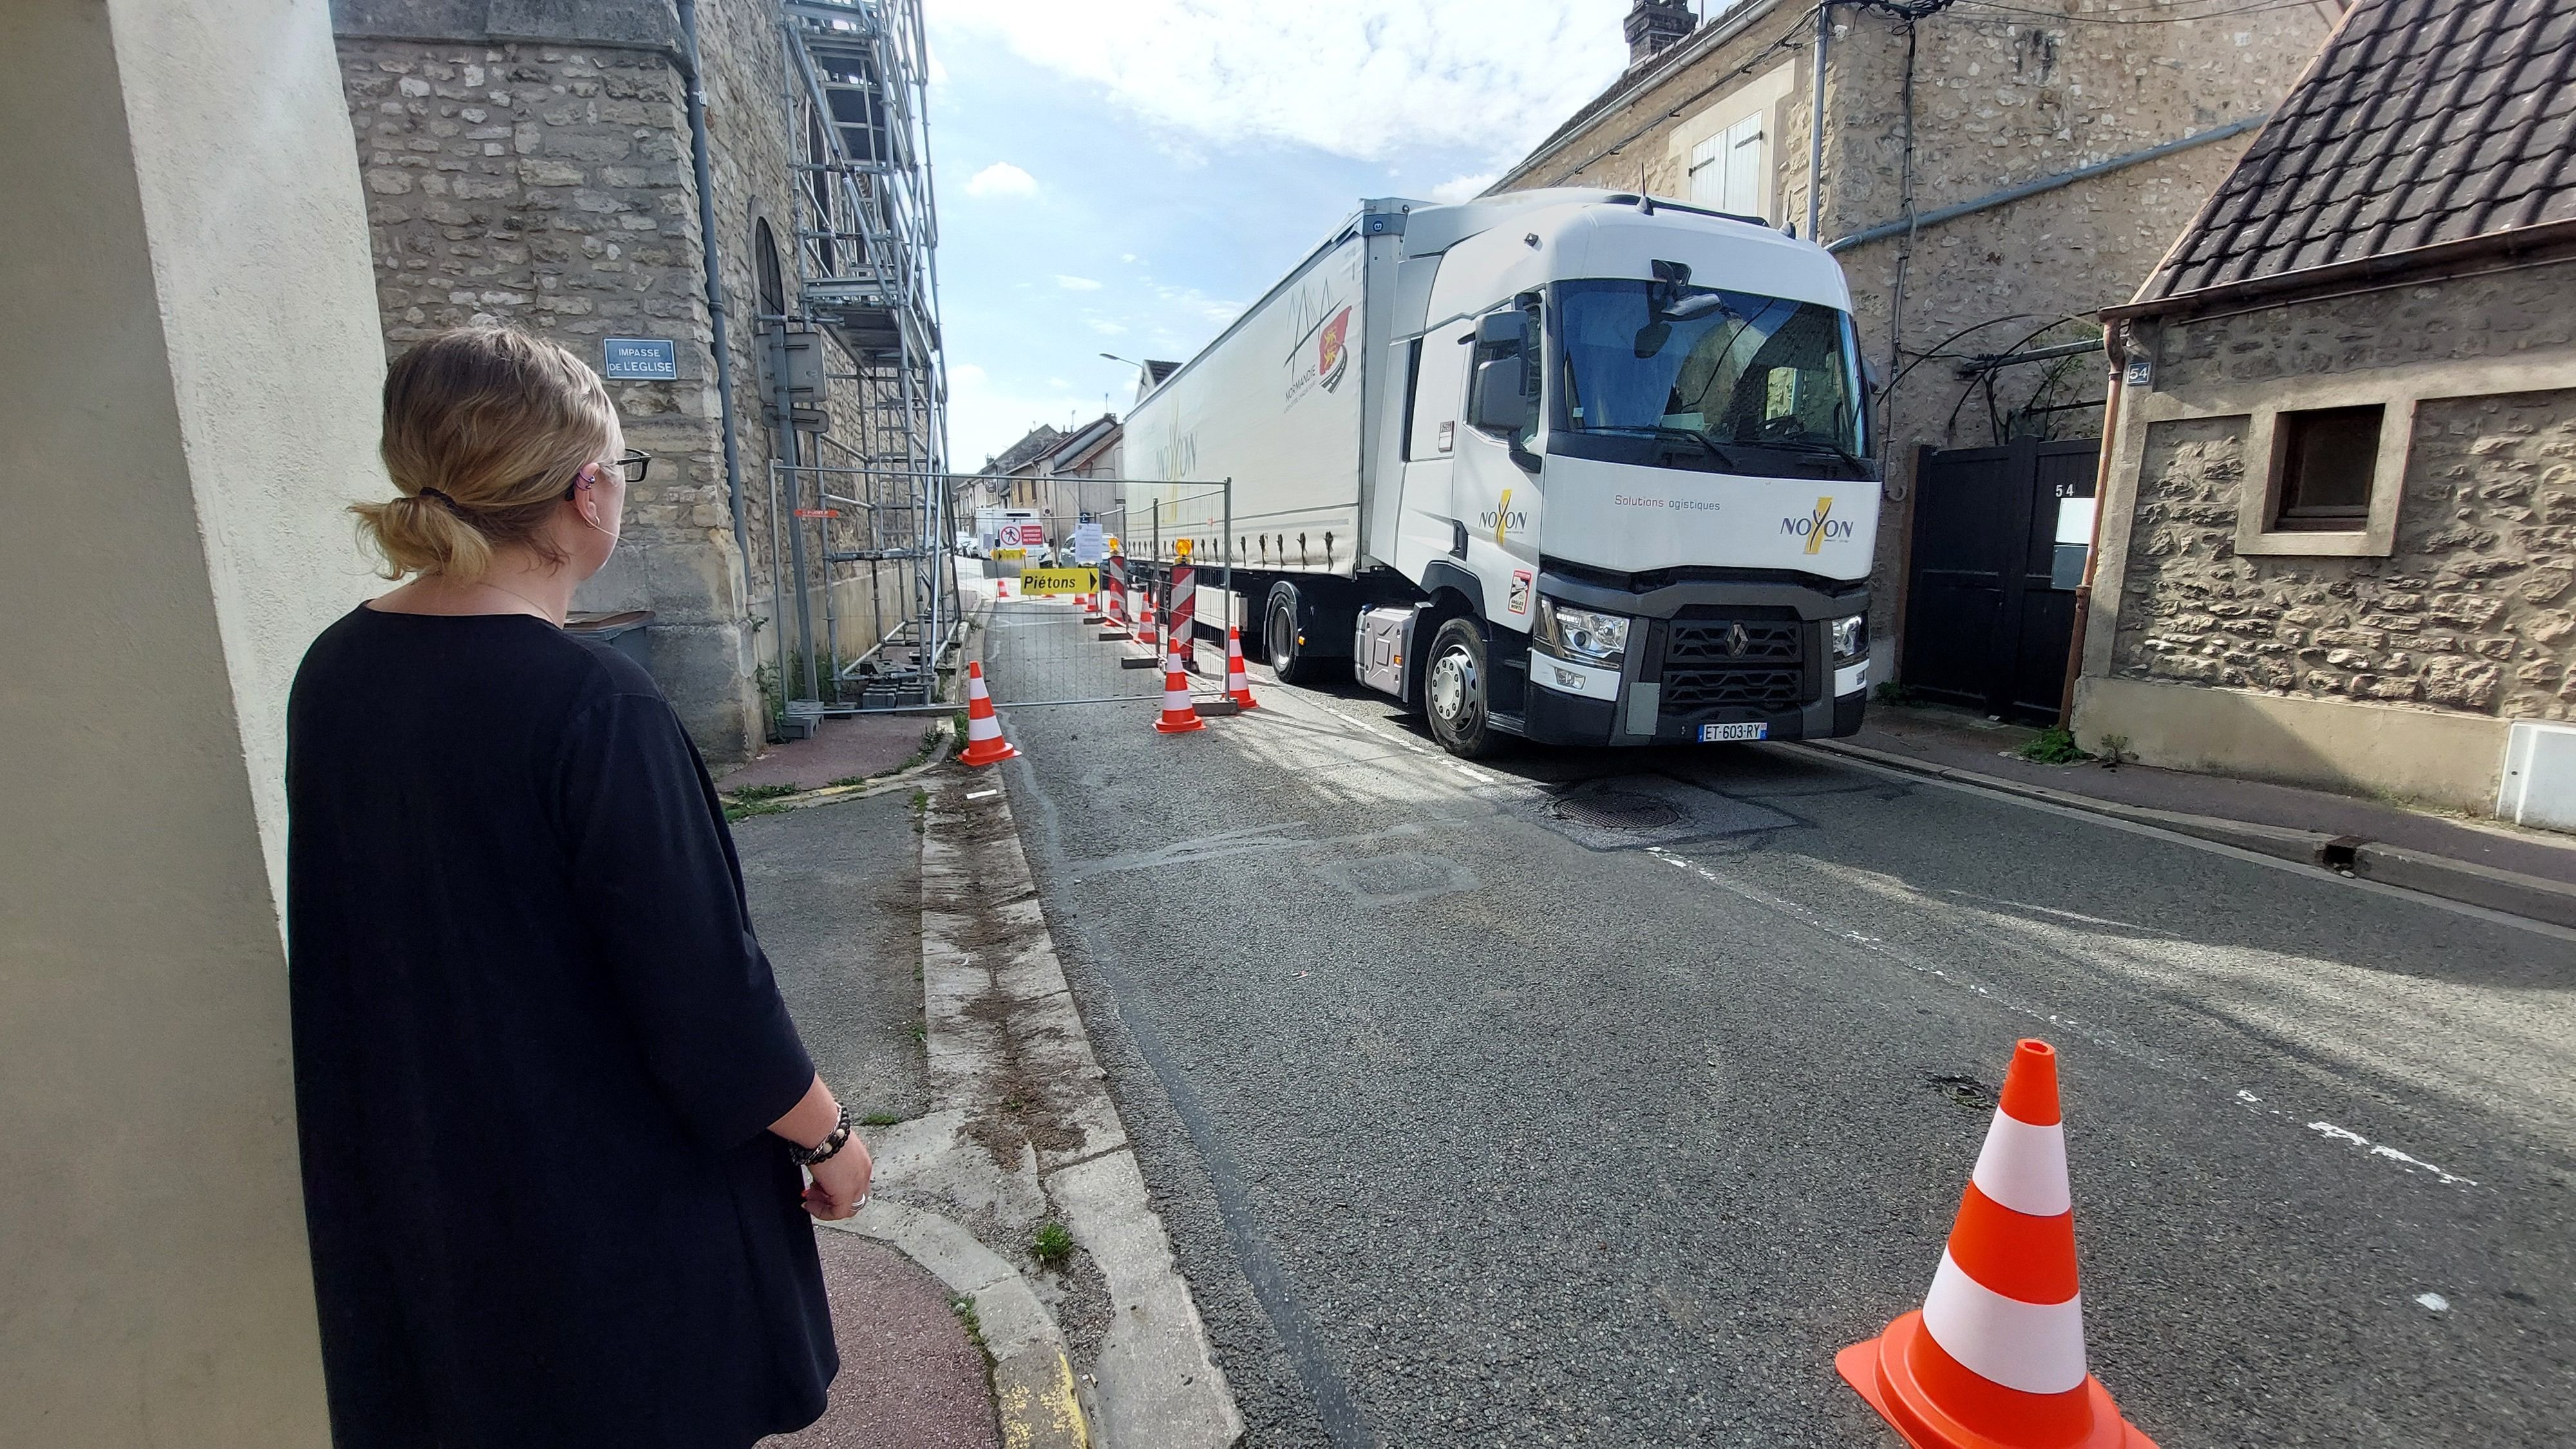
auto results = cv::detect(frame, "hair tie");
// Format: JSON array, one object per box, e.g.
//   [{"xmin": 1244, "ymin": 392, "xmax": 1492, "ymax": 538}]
[{"xmin": 416, "ymin": 486, "xmax": 464, "ymax": 514}]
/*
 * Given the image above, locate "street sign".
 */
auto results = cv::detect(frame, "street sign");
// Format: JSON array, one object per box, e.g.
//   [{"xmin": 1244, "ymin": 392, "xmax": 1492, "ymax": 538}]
[
  {"xmin": 992, "ymin": 547, "xmax": 1027, "ymax": 561},
  {"xmin": 1072, "ymin": 522, "xmax": 1105, "ymax": 564},
  {"xmin": 601, "ymin": 337, "xmax": 678, "ymax": 380},
  {"xmin": 1017, "ymin": 567, "xmax": 1099, "ymax": 596}
]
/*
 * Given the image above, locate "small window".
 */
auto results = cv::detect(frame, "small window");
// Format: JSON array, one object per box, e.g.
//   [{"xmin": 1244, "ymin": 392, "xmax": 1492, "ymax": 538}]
[{"xmin": 2273, "ymin": 404, "xmax": 2380, "ymax": 531}]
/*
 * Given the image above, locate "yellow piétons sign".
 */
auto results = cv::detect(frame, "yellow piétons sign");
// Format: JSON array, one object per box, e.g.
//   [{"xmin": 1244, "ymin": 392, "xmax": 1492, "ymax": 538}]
[{"xmin": 1016, "ymin": 567, "xmax": 1099, "ymax": 596}]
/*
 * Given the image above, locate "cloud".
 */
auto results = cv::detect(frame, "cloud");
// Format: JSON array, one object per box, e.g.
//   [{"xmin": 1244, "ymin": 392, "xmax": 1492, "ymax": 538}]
[
  {"xmin": 925, "ymin": 0, "xmax": 1632, "ymax": 166},
  {"xmin": 1056, "ymin": 274, "xmax": 1104, "ymax": 291},
  {"xmin": 1430, "ymin": 172, "xmax": 1497, "ymax": 204},
  {"xmin": 948, "ymin": 361, "xmax": 988, "ymax": 387},
  {"xmin": 962, "ymin": 161, "xmax": 1037, "ymax": 197},
  {"xmin": 1087, "ymin": 319, "xmax": 1130, "ymax": 336}
]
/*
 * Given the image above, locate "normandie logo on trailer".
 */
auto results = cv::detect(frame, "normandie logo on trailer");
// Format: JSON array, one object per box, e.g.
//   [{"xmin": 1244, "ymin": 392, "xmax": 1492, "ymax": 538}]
[{"xmin": 1783, "ymin": 497, "xmax": 1855, "ymax": 554}]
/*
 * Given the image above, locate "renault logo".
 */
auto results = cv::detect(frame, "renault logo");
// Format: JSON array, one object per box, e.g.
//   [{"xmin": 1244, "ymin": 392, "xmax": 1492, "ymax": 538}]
[{"xmin": 1724, "ymin": 623, "xmax": 1750, "ymax": 658}]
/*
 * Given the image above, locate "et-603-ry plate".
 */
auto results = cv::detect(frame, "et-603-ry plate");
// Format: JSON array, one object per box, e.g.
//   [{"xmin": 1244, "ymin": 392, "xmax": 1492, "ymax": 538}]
[{"xmin": 1700, "ymin": 722, "xmax": 1768, "ymax": 743}]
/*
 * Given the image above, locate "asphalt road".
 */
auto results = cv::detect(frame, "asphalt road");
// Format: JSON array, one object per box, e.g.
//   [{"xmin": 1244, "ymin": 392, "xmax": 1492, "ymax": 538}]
[{"xmin": 979, "ymin": 596, "xmax": 2576, "ymax": 1448}]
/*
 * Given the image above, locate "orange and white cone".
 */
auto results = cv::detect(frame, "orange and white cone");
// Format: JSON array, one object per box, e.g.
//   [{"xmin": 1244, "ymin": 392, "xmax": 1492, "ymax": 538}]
[
  {"xmin": 1224, "ymin": 625, "xmax": 1260, "ymax": 710},
  {"xmin": 1153, "ymin": 644, "xmax": 1205, "ymax": 734},
  {"xmin": 1103, "ymin": 582, "xmax": 1128, "ymax": 636},
  {"xmin": 994, "ymin": 575, "xmax": 1010, "ymax": 600},
  {"xmin": 956, "ymin": 661, "xmax": 1019, "ymax": 766},
  {"xmin": 1134, "ymin": 590, "xmax": 1159, "ymax": 654},
  {"xmin": 1081, "ymin": 590, "xmax": 1105, "ymax": 623},
  {"xmin": 1837, "ymin": 1039, "xmax": 2155, "ymax": 1449}
]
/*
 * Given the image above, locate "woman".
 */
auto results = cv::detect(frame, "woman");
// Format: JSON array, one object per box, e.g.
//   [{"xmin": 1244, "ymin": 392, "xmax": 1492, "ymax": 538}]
[{"xmin": 287, "ymin": 327, "xmax": 869, "ymax": 1446}]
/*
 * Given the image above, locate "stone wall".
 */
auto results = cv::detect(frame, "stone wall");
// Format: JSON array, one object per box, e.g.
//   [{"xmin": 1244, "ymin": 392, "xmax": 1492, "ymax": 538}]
[
  {"xmin": 2112, "ymin": 258, "xmax": 2576, "ymax": 725},
  {"xmin": 330, "ymin": 0, "xmax": 943, "ymax": 753},
  {"xmin": 1499, "ymin": 1, "xmax": 2332, "ymax": 667},
  {"xmin": 336, "ymin": 31, "xmax": 765, "ymax": 757}
]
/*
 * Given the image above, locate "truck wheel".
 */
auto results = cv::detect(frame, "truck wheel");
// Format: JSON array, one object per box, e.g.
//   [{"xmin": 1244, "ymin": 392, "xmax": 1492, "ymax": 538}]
[
  {"xmin": 1265, "ymin": 581, "xmax": 1326, "ymax": 685},
  {"xmin": 1423, "ymin": 617, "xmax": 1494, "ymax": 758}
]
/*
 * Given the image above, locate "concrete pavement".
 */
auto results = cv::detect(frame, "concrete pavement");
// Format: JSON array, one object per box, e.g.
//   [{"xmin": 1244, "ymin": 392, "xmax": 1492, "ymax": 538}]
[{"xmin": 976, "ymin": 595, "xmax": 2576, "ymax": 1447}]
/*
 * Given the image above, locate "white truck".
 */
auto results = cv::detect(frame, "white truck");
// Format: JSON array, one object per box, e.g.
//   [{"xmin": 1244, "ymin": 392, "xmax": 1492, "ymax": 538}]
[{"xmin": 1122, "ymin": 188, "xmax": 1878, "ymax": 757}]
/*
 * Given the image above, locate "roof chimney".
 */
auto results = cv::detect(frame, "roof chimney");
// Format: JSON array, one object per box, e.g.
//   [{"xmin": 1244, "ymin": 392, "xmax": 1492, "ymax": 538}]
[{"xmin": 1625, "ymin": 0, "xmax": 1696, "ymax": 66}]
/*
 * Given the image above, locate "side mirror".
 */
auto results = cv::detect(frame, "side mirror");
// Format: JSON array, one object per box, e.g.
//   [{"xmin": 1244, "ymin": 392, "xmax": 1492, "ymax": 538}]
[
  {"xmin": 1474, "ymin": 310, "xmax": 1526, "ymax": 354},
  {"xmin": 1468, "ymin": 357, "xmax": 1533, "ymax": 434}
]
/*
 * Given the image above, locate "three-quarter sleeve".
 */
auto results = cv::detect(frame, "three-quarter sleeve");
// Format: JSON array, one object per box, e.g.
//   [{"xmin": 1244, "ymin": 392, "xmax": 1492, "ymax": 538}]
[{"xmin": 553, "ymin": 690, "xmax": 816, "ymax": 1148}]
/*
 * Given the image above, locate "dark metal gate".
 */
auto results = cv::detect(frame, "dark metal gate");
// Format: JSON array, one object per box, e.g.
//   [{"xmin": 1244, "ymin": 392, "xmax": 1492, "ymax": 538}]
[{"xmin": 1899, "ymin": 437, "xmax": 2099, "ymax": 723}]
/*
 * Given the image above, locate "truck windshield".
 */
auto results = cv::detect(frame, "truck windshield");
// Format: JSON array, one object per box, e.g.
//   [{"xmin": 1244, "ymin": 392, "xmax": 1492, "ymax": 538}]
[{"xmin": 1552, "ymin": 279, "xmax": 1867, "ymax": 475}]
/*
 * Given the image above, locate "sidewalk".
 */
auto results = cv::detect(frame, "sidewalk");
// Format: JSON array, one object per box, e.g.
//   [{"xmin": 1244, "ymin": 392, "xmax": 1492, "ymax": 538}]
[
  {"xmin": 724, "ymin": 651, "xmax": 1242, "ymax": 1448},
  {"xmin": 1810, "ymin": 703, "xmax": 2576, "ymax": 928}
]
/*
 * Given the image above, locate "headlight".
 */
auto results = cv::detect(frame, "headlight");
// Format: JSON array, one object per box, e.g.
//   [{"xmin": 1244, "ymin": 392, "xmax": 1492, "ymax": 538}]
[
  {"xmin": 1534, "ymin": 598, "xmax": 1631, "ymax": 667},
  {"xmin": 1830, "ymin": 613, "xmax": 1868, "ymax": 662}
]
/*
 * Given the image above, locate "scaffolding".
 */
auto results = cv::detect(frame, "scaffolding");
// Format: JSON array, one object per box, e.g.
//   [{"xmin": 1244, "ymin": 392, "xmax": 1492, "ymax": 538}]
[{"xmin": 769, "ymin": 0, "xmax": 953, "ymax": 722}]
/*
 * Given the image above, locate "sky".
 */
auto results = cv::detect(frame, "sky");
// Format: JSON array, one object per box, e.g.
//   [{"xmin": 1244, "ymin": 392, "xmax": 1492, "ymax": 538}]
[{"xmin": 920, "ymin": 0, "xmax": 1647, "ymax": 469}]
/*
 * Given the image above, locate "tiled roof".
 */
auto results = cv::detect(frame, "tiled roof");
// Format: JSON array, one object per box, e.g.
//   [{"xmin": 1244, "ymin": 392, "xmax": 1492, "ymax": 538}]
[
  {"xmin": 979, "ymin": 424, "xmax": 1063, "ymax": 476},
  {"xmin": 2137, "ymin": 0, "xmax": 2576, "ymax": 305}
]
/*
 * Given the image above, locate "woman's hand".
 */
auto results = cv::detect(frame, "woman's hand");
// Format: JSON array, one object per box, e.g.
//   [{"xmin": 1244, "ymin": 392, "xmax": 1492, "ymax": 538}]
[{"xmin": 803, "ymin": 1135, "xmax": 874, "ymax": 1222}]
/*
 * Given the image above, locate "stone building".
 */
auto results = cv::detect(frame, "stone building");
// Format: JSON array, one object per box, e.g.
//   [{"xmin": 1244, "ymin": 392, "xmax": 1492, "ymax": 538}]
[
  {"xmin": 330, "ymin": 0, "xmax": 949, "ymax": 760},
  {"xmin": 2075, "ymin": 0, "xmax": 2576, "ymax": 814},
  {"xmin": 1491, "ymin": 0, "xmax": 2338, "ymax": 685}
]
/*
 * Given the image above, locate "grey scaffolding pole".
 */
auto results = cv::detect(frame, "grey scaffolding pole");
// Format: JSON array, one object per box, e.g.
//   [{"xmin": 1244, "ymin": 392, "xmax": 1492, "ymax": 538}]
[{"xmin": 771, "ymin": 0, "xmax": 951, "ymax": 721}]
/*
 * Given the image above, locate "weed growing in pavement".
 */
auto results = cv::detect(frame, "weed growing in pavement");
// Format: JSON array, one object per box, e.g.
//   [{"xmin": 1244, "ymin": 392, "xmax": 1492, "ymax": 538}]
[
  {"xmin": 1873, "ymin": 679, "xmax": 1920, "ymax": 707},
  {"xmin": 2096, "ymin": 733, "xmax": 2134, "ymax": 770},
  {"xmin": 858, "ymin": 1111, "xmax": 902, "ymax": 1128},
  {"xmin": 948, "ymin": 1294, "xmax": 988, "ymax": 1357},
  {"xmin": 910, "ymin": 786, "xmax": 929, "ymax": 835},
  {"xmin": 722, "ymin": 782, "xmax": 801, "ymax": 823},
  {"xmin": 949, "ymin": 711, "xmax": 970, "ymax": 755},
  {"xmin": 827, "ymin": 775, "xmax": 870, "ymax": 788},
  {"xmin": 2017, "ymin": 726, "xmax": 2092, "ymax": 765},
  {"xmin": 1032, "ymin": 1221, "xmax": 1074, "ymax": 1269}
]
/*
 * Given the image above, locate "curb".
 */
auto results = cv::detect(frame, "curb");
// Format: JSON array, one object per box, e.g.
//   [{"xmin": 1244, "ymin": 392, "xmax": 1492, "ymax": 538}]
[
  {"xmin": 817, "ymin": 1202, "xmax": 1088, "ymax": 1449},
  {"xmin": 1801, "ymin": 738, "xmax": 2576, "ymax": 931}
]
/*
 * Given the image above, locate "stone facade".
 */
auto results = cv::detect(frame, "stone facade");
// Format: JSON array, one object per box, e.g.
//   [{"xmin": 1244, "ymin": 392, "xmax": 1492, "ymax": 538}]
[
  {"xmin": 2101, "ymin": 255, "xmax": 2576, "ymax": 736},
  {"xmin": 1495, "ymin": 0, "xmax": 2331, "ymax": 670},
  {"xmin": 330, "ymin": 0, "xmax": 940, "ymax": 760}
]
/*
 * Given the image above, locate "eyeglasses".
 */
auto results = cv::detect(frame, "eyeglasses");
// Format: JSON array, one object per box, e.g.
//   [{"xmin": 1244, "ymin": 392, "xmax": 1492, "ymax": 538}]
[{"xmin": 567, "ymin": 451, "xmax": 651, "ymax": 497}]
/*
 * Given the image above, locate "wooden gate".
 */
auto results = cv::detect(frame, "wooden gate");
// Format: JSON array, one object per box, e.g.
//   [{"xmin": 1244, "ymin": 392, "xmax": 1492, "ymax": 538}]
[{"xmin": 1899, "ymin": 437, "xmax": 2099, "ymax": 723}]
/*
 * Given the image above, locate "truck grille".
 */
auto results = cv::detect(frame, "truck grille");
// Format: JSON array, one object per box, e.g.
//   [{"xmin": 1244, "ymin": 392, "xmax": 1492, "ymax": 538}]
[
  {"xmin": 1659, "ymin": 618, "xmax": 1807, "ymax": 716},
  {"xmin": 1665, "ymin": 620, "xmax": 1802, "ymax": 664},
  {"xmin": 1660, "ymin": 667, "xmax": 1806, "ymax": 713}
]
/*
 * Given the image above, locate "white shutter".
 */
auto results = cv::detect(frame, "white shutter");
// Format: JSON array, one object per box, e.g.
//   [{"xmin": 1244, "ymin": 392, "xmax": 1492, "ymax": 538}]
[
  {"xmin": 1720, "ymin": 113, "xmax": 1766, "ymax": 218},
  {"xmin": 1687, "ymin": 133, "xmax": 1725, "ymax": 206}
]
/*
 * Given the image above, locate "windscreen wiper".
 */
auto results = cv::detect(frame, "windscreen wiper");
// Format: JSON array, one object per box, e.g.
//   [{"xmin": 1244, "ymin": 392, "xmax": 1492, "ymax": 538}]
[
  {"xmin": 1589, "ymin": 424, "xmax": 1745, "ymax": 472},
  {"xmin": 1756, "ymin": 436, "xmax": 1871, "ymax": 473}
]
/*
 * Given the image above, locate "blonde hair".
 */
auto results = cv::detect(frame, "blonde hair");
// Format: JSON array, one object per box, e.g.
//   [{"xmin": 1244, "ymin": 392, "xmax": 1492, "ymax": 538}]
[{"xmin": 352, "ymin": 327, "xmax": 618, "ymax": 580}]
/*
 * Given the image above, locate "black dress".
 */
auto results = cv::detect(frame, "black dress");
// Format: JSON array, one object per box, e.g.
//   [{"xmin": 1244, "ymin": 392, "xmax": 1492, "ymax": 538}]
[{"xmin": 286, "ymin": 606, "xmax": 835, "ymax": 1448}]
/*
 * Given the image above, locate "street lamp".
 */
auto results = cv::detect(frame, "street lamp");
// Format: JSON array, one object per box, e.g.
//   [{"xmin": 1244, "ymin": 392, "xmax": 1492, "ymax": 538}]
[{"xmin": 1099, "ymin": 352, "xmax": 1142, "ymax": 368}]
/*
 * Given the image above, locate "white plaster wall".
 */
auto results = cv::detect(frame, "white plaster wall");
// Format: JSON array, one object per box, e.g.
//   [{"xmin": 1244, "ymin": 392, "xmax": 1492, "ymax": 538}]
[
  {"xmin": 1, "ymin": 0, "xmax": 384, "ymax": 1439},
  {"xmin": 111, "ymin": 0, "xmax": 392, "ymax": 906}
]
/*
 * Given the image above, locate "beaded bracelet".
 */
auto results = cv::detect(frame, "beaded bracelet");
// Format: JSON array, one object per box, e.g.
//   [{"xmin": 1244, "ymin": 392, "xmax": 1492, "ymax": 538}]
[{"xmin": 790, "ymin": 1103, "xmax": 851, "ymax": 1167}]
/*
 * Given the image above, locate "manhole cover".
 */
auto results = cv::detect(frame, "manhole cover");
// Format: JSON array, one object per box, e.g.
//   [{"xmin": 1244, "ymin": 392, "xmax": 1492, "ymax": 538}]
[{"xmin": 1551, "ymin": 790, "xmax": 1683, "ymax": 831}]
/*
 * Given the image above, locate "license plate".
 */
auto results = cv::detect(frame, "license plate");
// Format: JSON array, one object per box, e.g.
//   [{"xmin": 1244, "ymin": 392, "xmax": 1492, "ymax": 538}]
[{"xmin": 1700, "ymin": 723, "xmax": 1768, "ymax": 743}]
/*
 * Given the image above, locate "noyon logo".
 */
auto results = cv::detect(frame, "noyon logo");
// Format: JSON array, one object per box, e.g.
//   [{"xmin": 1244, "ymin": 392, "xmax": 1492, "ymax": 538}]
[{"xmin": 1782, "ymin": 497, "xmax": 1855, "ymax": 555}]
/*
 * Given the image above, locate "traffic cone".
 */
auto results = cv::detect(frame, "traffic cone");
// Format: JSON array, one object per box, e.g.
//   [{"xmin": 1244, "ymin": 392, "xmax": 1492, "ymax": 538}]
[
  {"xmin": 1080, "ymin": 591, "xmax": 1104, "ymax": 623},
  {"xmin": 1224, "ymin": 625, "xmax": 1260, "ymax": 710},
  {"xmin": 956, "ymin": 661, "xmax": 1019, "ymax": 766},
  {"xmin": 1101, "ymin": 582, "xmax": 1130, "ymax": 639},
  {"xmin": 1837, "ymin": 1039, "xmax": 2155, "ymax": 1449},
  {"xmin": 994, "ymin": 576, "xmax": 1010, "ymax": 600},
  {"xmin": 1152, "ymin": 645, "xmax": 1205, "ymax": 734},
  {"xmin": 1134, "ymin": 590, "xmax": 1159, "ymax": 653}
]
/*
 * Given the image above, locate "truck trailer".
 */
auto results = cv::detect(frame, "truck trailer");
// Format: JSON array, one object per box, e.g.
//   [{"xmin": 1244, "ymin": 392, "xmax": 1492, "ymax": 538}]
[{"xmin": 1121, "ymin": 188, "xmax": 1879, "ymax": 757}]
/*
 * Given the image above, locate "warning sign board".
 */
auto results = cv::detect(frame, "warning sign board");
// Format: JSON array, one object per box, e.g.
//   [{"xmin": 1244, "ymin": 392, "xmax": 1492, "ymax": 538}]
[
  {"xmin": 1016, "ymin": 567, "xmax": 1099, "ymax": 596},
  {"xmin": 992, "ymin": 547, "xmax": 1027, "ymax": 561}
]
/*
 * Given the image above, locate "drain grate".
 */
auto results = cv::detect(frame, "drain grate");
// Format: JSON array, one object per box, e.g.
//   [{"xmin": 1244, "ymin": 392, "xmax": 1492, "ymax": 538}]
[{"xmin": 1551, "ymin": 790, "xmax": 1684, "ymax": 831}]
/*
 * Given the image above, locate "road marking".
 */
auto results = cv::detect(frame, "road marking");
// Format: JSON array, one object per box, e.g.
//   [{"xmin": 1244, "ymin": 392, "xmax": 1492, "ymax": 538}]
[
  {"xmin": 1453, "ymin": 764, "xmax": 1493, "ymax": 783},
  {"xmin": 1803, "ymin": 748, "xmax": 2576, "ymax": 943},
  {"xmin": 1645, "ymin": 846, "xmax": 2488, "ymax": 1194},
  {"xmin": 966, "ymin": 789, "xmax": 999, "ymax": 801}
]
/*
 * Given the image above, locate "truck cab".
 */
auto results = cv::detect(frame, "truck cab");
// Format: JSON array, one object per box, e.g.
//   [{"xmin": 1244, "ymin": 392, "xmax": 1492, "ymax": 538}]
[{"xmin": 1373, "ymin": 191, "xmax": 1878, "ymax": 755}]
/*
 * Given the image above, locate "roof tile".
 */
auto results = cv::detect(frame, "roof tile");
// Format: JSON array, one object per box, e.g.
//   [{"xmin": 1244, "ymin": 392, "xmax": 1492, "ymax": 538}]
[{"xmin": 2138, "ymin": 0, "xmax": 2575, "ymax": 304}]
